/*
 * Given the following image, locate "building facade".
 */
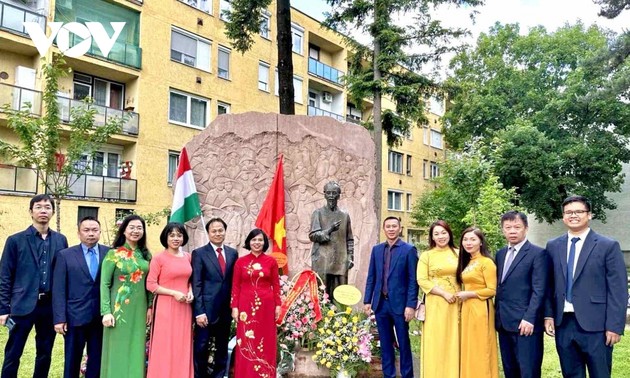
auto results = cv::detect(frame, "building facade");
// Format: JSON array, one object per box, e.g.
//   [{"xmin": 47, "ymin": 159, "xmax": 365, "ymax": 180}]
[{"xmin": 0, "ymin": 0, "xmax": 446, "ymax": 249}]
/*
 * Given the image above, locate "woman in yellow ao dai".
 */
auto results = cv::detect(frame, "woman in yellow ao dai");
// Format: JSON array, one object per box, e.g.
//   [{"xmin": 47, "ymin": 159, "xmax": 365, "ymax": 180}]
[
  {"xmin": 416, "ymin": 220, "xmax": 460, "ymax": 378},
  {"xmin": 455, "ymin": 227, "xmax": 498, "ymax": 378}
]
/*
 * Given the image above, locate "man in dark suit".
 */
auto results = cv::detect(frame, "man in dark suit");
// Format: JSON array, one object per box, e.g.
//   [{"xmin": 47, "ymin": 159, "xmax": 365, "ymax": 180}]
[
  {"xmin": 495, "ymin": 211, "xmax": 548, "ymax": 378},
  {"xmin": 192, "ymin": 217, "xmax": 238, "ymax": 378},
  {"xmin": 544, "ymin": 195, "xmax": 628, "ymax": 378},
  {"xmin": 364, "ymin": 216, "xmax": 418, "ymax": 378},
  {"xmin": 0, "ymin": 194, "xmax": 68, "ymax": 378},
  {"xmin": 52, "ymin": 216, "xmax": 109, "ymax": 378}
]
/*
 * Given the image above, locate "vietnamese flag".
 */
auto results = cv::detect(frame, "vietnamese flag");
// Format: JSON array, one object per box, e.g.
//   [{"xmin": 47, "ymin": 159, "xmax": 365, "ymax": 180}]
[{"xmin": 256, "ymin": 154, "xmax": 288, "ymax": 274}]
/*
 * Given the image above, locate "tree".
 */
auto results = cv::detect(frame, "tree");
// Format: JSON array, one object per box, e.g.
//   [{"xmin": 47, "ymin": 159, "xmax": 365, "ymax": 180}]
[
  {"xmin": 593, "ymin": 0, "xmax": 630, "ymax": 18},
  {"xmin": 324, "ymin": 0, "xmax": 483, "ymax": 224},
  {"xmin": 224, "ymin": 0, "xmax": 295, "ymax": 114},
  {"xmin": 411, "ymin": 147, "xmax": 519, "ymax": 253},
  {"xmin": 444, "ymin": 23, "xmax": 630, "ymax": 222},
  {"xmin": 0, "ymin": 56, "xmax": 125, "ymax": 232}
]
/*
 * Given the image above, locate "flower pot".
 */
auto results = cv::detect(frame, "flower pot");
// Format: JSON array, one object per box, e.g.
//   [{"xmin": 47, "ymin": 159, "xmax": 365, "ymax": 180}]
[{"xmin": 286, "ymin": 350, "xmax": 329, "ymax": 378}]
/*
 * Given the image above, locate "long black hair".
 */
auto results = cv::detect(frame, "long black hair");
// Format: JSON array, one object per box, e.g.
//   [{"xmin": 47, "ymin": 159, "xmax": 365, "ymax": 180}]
[
  {"xmin": 113, "ymin": 214, "xmax": 150, "ymax": 260},
  {"xmin": 428, "ymin": 220, "xmax": 456, "ymax": 250},
  {"xmin": 456, "ymin": 227, "xmax": 492, "ymax": 285}
]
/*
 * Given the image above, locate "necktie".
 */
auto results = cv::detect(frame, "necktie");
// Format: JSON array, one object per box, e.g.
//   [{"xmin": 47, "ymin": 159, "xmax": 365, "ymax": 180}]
[
  {"xmin": 501, "ymin": 247, "xmax": 516, "ymax": 283},
  {"xmin": 88, "ymin": 247, "xmax": 98, "ymax": 281},
  {"xmin": 566, "ymin": 237, "xmax": 580, "ymax": 302},
  {"xmin": 217, "ymin": 247, "xmax": 226, "ymax": 274},
  {"xmin": 383, "ymin": 245, "xmax": 392, "ymax": 296}
]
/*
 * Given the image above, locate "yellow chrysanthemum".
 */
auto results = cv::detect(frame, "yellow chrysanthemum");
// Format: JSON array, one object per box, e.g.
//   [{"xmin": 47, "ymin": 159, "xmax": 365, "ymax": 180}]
[
  {"xmin": 327, "ymin": 310, "xmax": 335, "ymax": 317},
  {"xmin": 345, "ymin": 307, "xmax": 352, "ymax": 314},
  {"xmin": 326, "ymin": 362, "xmax": 332, "ymax": 368},
  {"xmin": 352, "ymin": 316, "xmax": 359, "ymax": 322}
]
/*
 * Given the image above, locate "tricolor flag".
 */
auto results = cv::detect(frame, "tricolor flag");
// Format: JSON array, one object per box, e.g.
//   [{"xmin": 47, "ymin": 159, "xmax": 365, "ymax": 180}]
[
  {"xmin": 256, "ymin": 154, "xmax": 288, "ymax": 273},
  {"xmin": 170, "ymin": 147, "xmax": 203, "ymax": 225}
]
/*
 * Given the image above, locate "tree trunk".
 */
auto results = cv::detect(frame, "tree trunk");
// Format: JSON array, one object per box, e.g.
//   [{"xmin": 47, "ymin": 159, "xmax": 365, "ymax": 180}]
[
  {"xmin": 55, "ymin": 197, "xmax": 62, "ymax": 233},
  {"xmin": 276, "ymin": 0, "xmax": 295, "ymax": 115},
  {"xmin": 372, "ymin": 1, "xmax": 384, "ymax": 232}
]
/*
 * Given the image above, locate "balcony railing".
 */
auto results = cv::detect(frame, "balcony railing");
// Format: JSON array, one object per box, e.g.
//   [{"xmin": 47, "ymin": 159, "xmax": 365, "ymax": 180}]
[
  {"xmin": 47, "ymin": 173, "xmax": 137, "ymax": 202},
  {"xmin": 56, "ymin": 96, "xmax": 139, "ymax": 136},
  {"xmin": 307, "ymin": 105, "xmax": 344, "ymax": 121},
  {"xmin": 0, "ymin": 165, "xmax": 38, "ymax": 194},
  {"xmin": 0, "ymin": 1, "xmax": 46, "ymax": 36},
  {"xmin": 0, "ymin": 83, "xmax": 43, "ymax": 115},
  {"xmin": 346, "ymin": 116, "xmax": 362, "ymax": 125},
  {"xmin": 68, "ymin": 33, "xmax": 142, "ymax": 69},
  {"xmin": 308, "ymin": 57, "xmax": 344, "ymax": 86}
]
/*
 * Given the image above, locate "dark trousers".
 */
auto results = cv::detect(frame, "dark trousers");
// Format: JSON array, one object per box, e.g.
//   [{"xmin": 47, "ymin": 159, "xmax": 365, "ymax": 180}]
[
  {"xmin": 555, "ymin": 313, "xmax": 613, "ymax": 378},
  {"xmin": 63, "ymin": 318, "xmax": 103, "ymax": 378},
  {"xmin": 374, "ymin": 297, "xmax": 413, "ymax": 378},
  {"xmin": 1, "ymin": 299, "xmax": 56, "ymax": 378},
  {"xmin": 194, "ymin": 318, "xmax": 231, "ymax": 378},
  {"xmin": 498, "ymin": 328, "xmax": 543, "ymax": 378}
]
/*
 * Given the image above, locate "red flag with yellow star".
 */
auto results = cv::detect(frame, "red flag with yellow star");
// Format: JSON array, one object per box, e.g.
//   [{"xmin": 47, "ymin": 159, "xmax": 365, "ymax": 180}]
[{"xmin": 256, "ymin": 154, "xmax": 288, "ymax": 273}]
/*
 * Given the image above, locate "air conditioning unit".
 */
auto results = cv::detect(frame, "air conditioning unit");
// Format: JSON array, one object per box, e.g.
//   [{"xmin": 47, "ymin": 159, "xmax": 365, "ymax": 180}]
[{"xmin": 322, "ymin": 91, "xmax": 333, "ymax": 103}]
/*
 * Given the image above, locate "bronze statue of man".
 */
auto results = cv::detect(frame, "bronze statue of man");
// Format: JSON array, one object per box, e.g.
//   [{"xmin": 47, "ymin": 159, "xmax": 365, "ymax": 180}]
[{"xmin": 309, "ymin": 181, "xmax": 354, "ymax": 299}]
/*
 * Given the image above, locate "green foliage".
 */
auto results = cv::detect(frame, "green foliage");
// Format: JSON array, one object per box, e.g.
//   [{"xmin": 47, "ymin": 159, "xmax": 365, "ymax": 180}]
[
  {"xmin": 223, "ymin": 0, "xmax": 272, "ymax": 53},
  {"xmin": 594, "ymin": 0, "xmax": 630, "ymax": 18},
  {"xmin": 0, "ymin": 56, "xmax": 125, "ymax": 232},
  {"xmin": 325, "ymin": 0, "xmax": 483, "ymax": 146},
  {"xmin": 411, "ymin": 147, "xmax": 519, "ymax": 253},
  {"xmin": 444, "ymin": 23, "xmax": 630, "ymax": 223}
]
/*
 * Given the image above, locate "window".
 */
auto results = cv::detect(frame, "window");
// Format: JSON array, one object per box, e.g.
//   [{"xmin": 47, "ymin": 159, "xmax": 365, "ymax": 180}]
[
  {"xmin": 167, "ymin": 151, "xmax": 180, "ymax": 185},
  {"xmin": 387, "ymin": 191, "xmax": 403, "ymax": 211},
  {"xmin": 423, "ymin": 159, "xmax": 428, "ymax": 179},
  {"xmin": 179, "ymin": 0, "xmax": 211, "ymax": 14},
  {"xmin": 388, "ymin": 151, "xmax": 403, "ymax": 174},
  {"xmin": 115, "ymin": 208, "xmax": 134, "ymax": 222},
  {"xmin": 309, "ymin": 44, "xmax": 320, "ymax": 60},
  {"xmin": 219, "ymin": 0, "xmax": 231, "ymax": 20},
  {"xmin": 170, "ymin": 28, "xmax": 211, "ymax": 71},
  {"xmin": 406, "ymin": 155, "xmax": 412, "ymax": 176},
  {"xmin": 430, "ymin": 129, "xmax": 443, "ymax": 149},
  {"xmin": 274, "ymin": 70, "xmax": 303, "ymax": 103},
  {"xmin": 73, "ymin": 73, "xmax": 124, "ymax": 109},
  {"xmin": 217, "ymin": 101, "xmax": 230, "ymax": 115},
  {"xmin": 218, "ymin": 46, "xmax": 230, "ymax": 79},
  {"xmin": 291, "ymin": 23, "xmax": 304, "ymax": 54},
  {"xmin": 423, "ymin": 127, "xmax": 429, "ymax": 145},
  {"xmin": 346, "ymin": 104, "xmax": 362, "ymax": 122},
  {"xmin": 258, "ymin": 62, "xmax": 270, "ymax": 92},
  {"xmin": 260, "ymin": 12, "xmax": 270, "ymax": 39},
  {"xmin": 406, "ymin": 193, "xmax": 412, "ymax": 211},
  {"xmin": 430, "ymin": 162, "xmax": 440, "ymax": 178},
  {"xmin": 169, "ymin": 89, "xmax": 209, "ymax": 129},
  {"xmin": 76, "ymin": 145, "xmax": 122, "ymax": 178},
  {"xmin": 78, "ymin": 206, "xmax": 99, "ymax": 224},
  {"xmin": 429, "ymin": 96, "xmax": 445, "ymax": 116}
]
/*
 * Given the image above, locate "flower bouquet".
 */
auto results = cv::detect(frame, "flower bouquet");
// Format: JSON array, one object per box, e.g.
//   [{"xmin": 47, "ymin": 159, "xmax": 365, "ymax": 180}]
[
  {"xmin": 311, "ymin": 306, "xmax": 374, "ymax": 377},
  {"xmin": 276, "ymin": 272, "xmax": 329, "ymax": 375}
]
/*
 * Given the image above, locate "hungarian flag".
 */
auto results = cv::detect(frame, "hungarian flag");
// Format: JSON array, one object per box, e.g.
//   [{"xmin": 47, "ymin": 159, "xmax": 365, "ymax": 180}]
[
  {"xmin": 170, "ymin": 147, "xmax": 203, "ymax": 224},
  {"xmin": 256, "ymin": 154, "xmax": 288, "ymax": 273}
]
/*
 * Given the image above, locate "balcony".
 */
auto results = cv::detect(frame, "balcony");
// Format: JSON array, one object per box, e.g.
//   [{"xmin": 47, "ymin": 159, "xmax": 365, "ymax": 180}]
[
  {"xmin": 307, "ymin": 105, "xmax": 343, "ymax": 122},
  {"xmin": 308, "ymin": 57, "xmax": 343, "ymax": 86},
  {"xmin": 0, "ymin": 0, "xmax": 46, "ymax": 36},
  {"xmin": 67, "ymin": 33, "xmax": 142, "ymax": 69},
  {"xmin": 0, "ymin": 83, "xmax": 42, "ymax": 115},
  {"xmin": 56, "ymin": 96, "xmax": 139, "ymax": 136},
  {"xmin": 0, "ymin": 164, "xmax": 38, "ymax": 194},
  {"xmin": 48, "ymin": 173, "xmax": 137, "ymax": 202},
  {"xmin": 346, "ymin": 116, "xmax": 361, "ymax": 125}
]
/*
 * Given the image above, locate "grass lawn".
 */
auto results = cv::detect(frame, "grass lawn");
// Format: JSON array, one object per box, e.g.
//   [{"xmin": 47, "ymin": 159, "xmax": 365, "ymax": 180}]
[
  {"xmin": 410, "ymin": 320, "xmax": 630, "ymax": 378},
  {"xmin": 0, "ymin": 327, "xmax": 64, "ymax": 377}
]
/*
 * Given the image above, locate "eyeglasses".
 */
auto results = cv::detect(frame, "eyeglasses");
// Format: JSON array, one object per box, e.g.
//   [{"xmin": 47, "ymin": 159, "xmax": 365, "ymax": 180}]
[
  {"xmin": 563, "ymin": 210, "xmax": 588, "ymax": 216},
  {"xmin": 32, "ymin": 206, "xmax": 53, "ymax": 211}
]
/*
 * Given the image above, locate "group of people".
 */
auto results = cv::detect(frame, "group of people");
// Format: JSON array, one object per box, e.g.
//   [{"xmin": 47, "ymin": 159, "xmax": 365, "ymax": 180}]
[
  {"xmin": 364, "ymin": 195, "xmax": 628, "ymax": 378},
  {"xmin": 0, "ymin": 193, "xmax": 627, "ymax": 378},
  {"xmin": 0, "ymin": 194, "xmax": 282, "ymax": 378}
]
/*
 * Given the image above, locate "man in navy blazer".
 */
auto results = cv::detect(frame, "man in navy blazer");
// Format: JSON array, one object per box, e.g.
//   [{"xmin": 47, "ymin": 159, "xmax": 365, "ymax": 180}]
[
  {"xmin": 495, "ymin": 211, "xmax": 548, "ymax": 378},
  {"xmin": 0, "ymin": 194, "xmax": 68, "ymax": 378},
  {"xmin": 192, "ymin": 217, "xmax": 238, "ymax": 378},
  {"xmin": 544, "ymin": 196, "xmax": 628, "ymax": 378},
  {"xmin": 364, "ymin": 216, "xmax": 419, "ymax": 378},
  {"xmin": 52, "ymin": 216, "xmax": 109, "ymax": 378}
]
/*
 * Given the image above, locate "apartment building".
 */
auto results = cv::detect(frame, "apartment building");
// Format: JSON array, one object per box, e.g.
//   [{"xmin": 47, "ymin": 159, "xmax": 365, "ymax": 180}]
[{"xmin": 0, "ymin": 0, "xmax": 446, "ymax": 248}]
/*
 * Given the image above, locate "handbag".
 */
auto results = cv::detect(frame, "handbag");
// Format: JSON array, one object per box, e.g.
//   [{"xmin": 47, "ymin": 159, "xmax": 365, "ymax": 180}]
[{"xmin": 415, "ymin": 296, "xmax": 426, "ymax": 321}]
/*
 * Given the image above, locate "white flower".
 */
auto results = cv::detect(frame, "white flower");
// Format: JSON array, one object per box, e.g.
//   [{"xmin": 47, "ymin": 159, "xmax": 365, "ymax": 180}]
[
  {"xmin": 245, "ymin": 330, "xmax": 255, "ymax": 338},
  {"xmin": 252, "ymin": 263, "xmax": 262, "ymax": 270}
]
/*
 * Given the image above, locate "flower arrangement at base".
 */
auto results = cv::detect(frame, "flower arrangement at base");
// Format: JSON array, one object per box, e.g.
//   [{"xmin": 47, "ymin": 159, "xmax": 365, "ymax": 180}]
[
  {"xmin": 276, "ymin": 272, "xmax": 329, "ymax": 374},
  {"xmin": 311, "ymin": 306, "xmax": 374, "ymax": 377}
]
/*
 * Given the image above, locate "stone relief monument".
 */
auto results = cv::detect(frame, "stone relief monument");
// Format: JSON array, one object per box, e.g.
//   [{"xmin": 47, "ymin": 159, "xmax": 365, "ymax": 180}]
[{"xmin": 183, "ymin": 112, "xmax": 378, "ymax": 293}]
